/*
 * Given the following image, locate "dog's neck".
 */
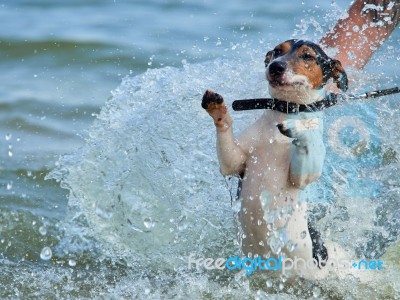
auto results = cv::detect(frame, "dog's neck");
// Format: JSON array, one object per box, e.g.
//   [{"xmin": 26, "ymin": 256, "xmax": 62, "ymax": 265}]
[
  {"xmin": 268, "ymin": 86, "xmax": 326, "ymax": 105},
  {"xmin": 263, "ymin": 92, "xmax": 338, "ymax": 114}
]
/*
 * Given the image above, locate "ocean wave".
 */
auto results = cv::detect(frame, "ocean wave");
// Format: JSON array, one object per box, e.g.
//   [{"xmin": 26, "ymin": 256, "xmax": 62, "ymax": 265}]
[{"xmin": 0, "ymin": 38, "xmax": 148, "ymax": 70}]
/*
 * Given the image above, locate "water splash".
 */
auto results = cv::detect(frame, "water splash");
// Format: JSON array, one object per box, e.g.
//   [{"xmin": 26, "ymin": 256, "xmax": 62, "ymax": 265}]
[
  {"xmin": 40, "ymin": 247, "xmax": 52, "ymax": 261},
  {"xmin": 47, "ymin": 49, "xmax": 400, "ymax": 298},
  {"xmin": 49, "ymin": 57, "xmax": 266, "ymax": 271}
]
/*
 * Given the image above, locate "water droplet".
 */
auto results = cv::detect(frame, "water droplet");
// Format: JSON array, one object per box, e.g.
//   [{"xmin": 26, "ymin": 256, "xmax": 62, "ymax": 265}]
[
  {"xmin": 300, "ymin": 231, "xmax": 307, "ymax": 239},
  {"xmin": 232, "ymin": 200, "xmax": 241, "ymax": 213},
  {"xmin": 27, "ymin": 170, "xmax": 32, "ymax": 177},
  {"xmin": 268, "ymin": 236, "xmax": 282, "ymax": 255},
  {"xmin": 147, "ymin": 55, "xmax": 155, "ymax": 66},
  {"xmin": 5, "ymin": 133, "xmax": 12, "ymax": 141},
  {"xmin": 8, "ymin": 151, "xmax": 13, "ymax": 157},
  {"xmin": 312, "ymin": 286, "xmax": 321, "ymax": 298},
  {"xmin": 6, "ymin": 182, "xmax": 12, "ymax": 190},
  {"xmin": 143, "ymin": 217, "xmax": 155, "ymax": 229},
  {"xmin": 39, "ymin": 226, "xmax": 47, "ymax": 236},
  {"xmin": 286, "ymin": 240, "xmax": 297, "ymax": 252},
  {"xmin": 40, "ymin": 247, "xmax": 52, "ymax": 260},
  {"xmin": 258, "ymin": 240, "xmax": 265, "ymax": 247},
  {"xmin": 269, "ymin": 138, "xmax": 273, "ymax": 143},
  {"xmin": 279, "ymin": 283, "xmax": 284, "ymax": 290},
  {"xmin": 68, "ymin": 259, "xmax": 77, "ymax": 267},
  {"xmin": 266, "ymin": 280, "xmax": 273, "ymax": 288}
]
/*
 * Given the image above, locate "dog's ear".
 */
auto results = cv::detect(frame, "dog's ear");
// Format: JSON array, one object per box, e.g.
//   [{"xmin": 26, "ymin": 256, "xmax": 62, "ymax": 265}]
[
  {"xmin": 331, "ymin": 59, "xmax": 348, "ymax": 92},
  {"xmin": 264, "ymin": 50, "xmax": 273, "ymax": 66}
]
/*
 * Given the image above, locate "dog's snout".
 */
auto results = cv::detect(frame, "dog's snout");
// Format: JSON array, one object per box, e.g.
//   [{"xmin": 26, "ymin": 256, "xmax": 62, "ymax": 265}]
[{"xmin": 268, "ymin": 61, "xmax": 287, "ymax": 77}]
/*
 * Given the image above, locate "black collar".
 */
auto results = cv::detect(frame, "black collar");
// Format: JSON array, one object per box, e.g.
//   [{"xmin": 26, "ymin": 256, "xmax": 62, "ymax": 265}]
[{"xmin": 232, "ymin": 93, "xmax": 339, "ymax": 113}]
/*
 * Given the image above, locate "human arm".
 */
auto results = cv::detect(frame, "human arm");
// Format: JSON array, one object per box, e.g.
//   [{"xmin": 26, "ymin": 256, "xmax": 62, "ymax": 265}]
[{"xmin": 321, "ymin": 0, "xmax": 400, "ymax": 69}]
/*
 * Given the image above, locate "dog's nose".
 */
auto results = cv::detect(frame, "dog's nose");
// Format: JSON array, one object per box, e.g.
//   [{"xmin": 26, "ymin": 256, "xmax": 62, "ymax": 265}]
[{"xmin": 268, "ymin": 61, "xmax": 287, "ymax": 77}]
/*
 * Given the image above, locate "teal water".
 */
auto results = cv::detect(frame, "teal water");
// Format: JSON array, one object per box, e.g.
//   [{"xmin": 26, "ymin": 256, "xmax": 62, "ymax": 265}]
[{"xmin": 1, "ymin": 1, "xmax": 400, "ymax": 299}]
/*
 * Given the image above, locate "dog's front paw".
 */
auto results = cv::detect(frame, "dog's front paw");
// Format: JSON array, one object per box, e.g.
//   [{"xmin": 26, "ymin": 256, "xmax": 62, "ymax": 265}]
[
  {"xmin": 202, "ymin": 90, "xmax": 232, "ymax": 131},
  {"xmin": 201, "ymin": 90, "xmax": 224, "ymax": 110},
  {"xmin": 277, "ymin": 119, "xmax": 320, "ymax": 138},
  {"xmin": 277, "ymin": 120, "xmax": 296, "ymax": 138}
]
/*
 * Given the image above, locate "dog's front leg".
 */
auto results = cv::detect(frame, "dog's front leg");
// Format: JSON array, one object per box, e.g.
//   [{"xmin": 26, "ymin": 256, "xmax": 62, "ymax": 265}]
[
  {"xmin": 202, "ymin": 90, "xmax": 247, "ymax": 176},
  {"xmin": 278, "ymin": 118, "xmax": 326, "ymax": 188}
]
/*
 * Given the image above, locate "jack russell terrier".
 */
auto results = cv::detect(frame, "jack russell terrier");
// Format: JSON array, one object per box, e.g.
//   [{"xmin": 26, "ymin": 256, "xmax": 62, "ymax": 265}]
[{"xmin": 202, "ymin": 39, "xmax": 349, "ymax": 277}]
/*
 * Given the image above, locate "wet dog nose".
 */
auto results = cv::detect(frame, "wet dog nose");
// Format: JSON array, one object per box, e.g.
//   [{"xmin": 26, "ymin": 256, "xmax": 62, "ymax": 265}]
[{"xmin": 268, "ymin": 61, "xmax": 287, "ymax": 77}]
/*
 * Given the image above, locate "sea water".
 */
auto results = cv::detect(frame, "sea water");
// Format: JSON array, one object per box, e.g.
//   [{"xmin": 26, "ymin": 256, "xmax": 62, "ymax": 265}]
[{"xmin": 1, "ymin": 0, "xmax": 400, "ymax": 298}]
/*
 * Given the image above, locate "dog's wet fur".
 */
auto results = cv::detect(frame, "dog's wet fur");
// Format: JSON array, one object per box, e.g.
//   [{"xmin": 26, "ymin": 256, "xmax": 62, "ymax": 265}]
[{"xmin": 202, "ymin": 40, "xmax": 373, "ymax": 280}]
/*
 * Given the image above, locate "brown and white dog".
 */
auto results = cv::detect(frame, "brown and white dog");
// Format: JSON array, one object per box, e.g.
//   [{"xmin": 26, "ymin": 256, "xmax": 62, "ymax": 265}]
[{"xmin": 202, "ymin": 40, "xmax": 351, "ymax": 278}]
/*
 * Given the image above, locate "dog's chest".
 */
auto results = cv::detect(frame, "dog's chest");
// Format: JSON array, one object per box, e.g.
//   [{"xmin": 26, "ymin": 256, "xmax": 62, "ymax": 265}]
[
  {"xmin": 246, "ymin": 114, "xmax": 291, "ymax": 171},
  {"xmin": 260, "ymin": 111, "xmax": 290, "ymax": 145},
  {"xmin": 245, "ymin": 110, "xmax": 323, "ymax": 174}
]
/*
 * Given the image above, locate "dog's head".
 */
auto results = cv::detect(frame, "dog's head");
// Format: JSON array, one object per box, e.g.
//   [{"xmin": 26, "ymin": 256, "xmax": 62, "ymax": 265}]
[{"xmin": 265, "ymin": 39, "xmax": 348, "ymax": 104}]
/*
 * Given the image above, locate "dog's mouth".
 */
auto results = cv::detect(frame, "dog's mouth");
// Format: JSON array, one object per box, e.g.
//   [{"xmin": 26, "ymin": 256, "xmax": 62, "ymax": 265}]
[
  {"xmin": 267, "ymin": 71, "xmax": 311, "ymax": 88},
  {"xmin": 268, "ymin": 79, "xmax": 306, "ymax": 88}
]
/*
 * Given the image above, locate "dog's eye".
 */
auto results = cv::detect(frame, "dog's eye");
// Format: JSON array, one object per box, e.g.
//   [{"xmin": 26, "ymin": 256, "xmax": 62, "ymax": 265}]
[
  {"xmin": 265, "ymin": 48, "xmax": 284, "ymax": 67},
  {"xmin": 300, "ymin": 53, "xmax": 315, "ymax": 61},
  {"xmin": 273, "ymin": 49, "xmax": 283, "ymax": 57}
]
